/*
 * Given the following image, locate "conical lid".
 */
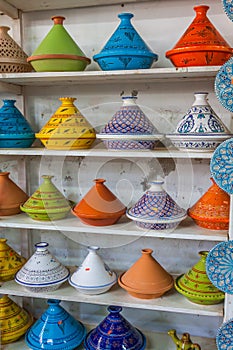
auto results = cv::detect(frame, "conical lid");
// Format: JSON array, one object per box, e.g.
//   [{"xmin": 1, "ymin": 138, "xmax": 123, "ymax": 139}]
[
  {"xmin": 84, "ymin": 305, "xmax": 146, "ymax": 350},
  {"xmin": 25, "ymin": 299, "xmax": 86, "ymax": 350},
  {"xmin": 118, "ymin": 248, "xmax": 174, "ymax": 297},
  {"xmin": 0, "ymin": 294, "xmax": 34, "ymax": 344},
  {"xmin": 0, "ymin": 238, "xmax": 26, "ymax": 281}
]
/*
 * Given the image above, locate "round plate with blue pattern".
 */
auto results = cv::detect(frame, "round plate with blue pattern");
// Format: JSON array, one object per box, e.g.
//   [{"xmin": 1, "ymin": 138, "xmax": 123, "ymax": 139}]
[
  {"xmin": 206, "ymin": 240, "xmax": 233, "ymax": 294},
  {"xmin": 210, "ymin": 137, "xmax": 233, "ymax": 194},
  {"xmin": 222, "ymin": 0, "xmax": 233, "ymax": 22},
  {"xmin": 215, "ymin": 57, "xmax": 233, "ymax": 112},
  {"xmin": 216, "ymin": 318, "xmax": 233, "ymax": 350}
]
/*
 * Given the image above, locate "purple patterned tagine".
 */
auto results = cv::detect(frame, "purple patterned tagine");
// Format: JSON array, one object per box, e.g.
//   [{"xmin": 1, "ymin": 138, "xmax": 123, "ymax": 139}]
[
  {"xmin": 84, "ymin": 305, "xmax": 146, "ymax": 350},
  {"xmin": 127, "ymin": 180, "xmax": 187, "ymax": 231}
]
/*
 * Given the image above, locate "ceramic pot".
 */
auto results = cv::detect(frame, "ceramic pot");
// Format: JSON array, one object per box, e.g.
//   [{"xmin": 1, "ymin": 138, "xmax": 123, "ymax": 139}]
[
  {"xmin": 69, "ymin": 246, "xmax": 117, "ymax": 294},
  {"xmin": 93, "ymin": 12, "xmax": 158, "ymax": 70},
  {"xmin": 0, "ymin": 172, "xmax": 28, "ymax": 215},
  {"xmin": 84, "ymin": 305, "xmax": 146, "ymax": 350},
  {"xmin": 188, "ymin": 178, "xmax": 229, "ymax": 230},
  {"xmin": 0, "ymin": 26, "xmax": 32, "ymax": 72},
  {"xmin": 174, "ymin": 251, "xmax": 225, "ymax": 305},
  {"xmin": 168, "ymin": 329, "xmax": 201, "ymax": 350},
  {"xmin": 0, "ymin": 295, "xmax": 34, "ymax": 344},
  {"xmin": 20, "ymin": 175, "xmax": 71, "ymax": 221},
  {"xmin": 118, "ymin": 248, "xmax": 173, "ymax": 299},
  {"xmin": 72, "ymin": 178, "xmax": 126, "ymax": 226},
  {"xmin": 25, "ymin": 299, "xmax": 86, "ymax": 350},
  {"xmin": 97, "ymin": 95, "xmax": 163, "ymax": 150},
  {"xmin": 36, "ymin": 97, "xmax": 96, "ymax": 149},
  {"xmin": 0, "ymin": 238, "xmax": 26, "ymax": 281},
  {"xmin": 167, "ymin": 92, "xmax": 232, "ymax": 151},
  {"xmin": 166, "ymin": 5, "xmax": 233, "ymax": 67},
  {"xmin": 27, "ymin": 16, "xmax": 91, "ymax": 72},
  {"xmin": 127, "ymin": 180, "xmax": 187, "ymax": 231},
  {"xmin": 15, "ymin": 242, "xmax": 70, "ymax": 292}
]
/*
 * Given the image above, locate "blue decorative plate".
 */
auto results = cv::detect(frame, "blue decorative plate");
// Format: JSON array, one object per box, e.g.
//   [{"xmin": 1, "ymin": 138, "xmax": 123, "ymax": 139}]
[
  {"xmin": 210, "ymin": 137, "xmax": 233, "ymax": 194},
  {"xmin": 215, "ymin": 57, "xmax": 233, "ymax": 112},
  {"xmin": 222, "ymin": 0, "xmax": 233, "ymax": 22},
  {"xmin": 206, "ymin": 240, "xmax": 233, "ymax": 294},
  {"xmin": 216, "ymin": 318, "xmax": 233, "ymax": 350}
]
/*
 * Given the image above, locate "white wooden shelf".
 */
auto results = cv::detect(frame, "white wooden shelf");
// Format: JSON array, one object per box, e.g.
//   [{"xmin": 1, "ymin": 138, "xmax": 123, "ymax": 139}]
[{"xmin": 0, "ymin": 214, "xmax": 227, "ymax": 241}]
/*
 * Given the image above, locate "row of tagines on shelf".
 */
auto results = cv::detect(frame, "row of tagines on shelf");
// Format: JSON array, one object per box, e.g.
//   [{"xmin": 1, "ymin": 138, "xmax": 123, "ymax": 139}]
[
  {"xmin": 1, "ymin": 239, "xmax": 232, "ymax": 349},
  {"xmin": 1, "ymin": 170, "xmax": 230, "ymax": 231},
  {"xmin": 0, "ymin": 91, "xmax": 232, "ymax": 152}
]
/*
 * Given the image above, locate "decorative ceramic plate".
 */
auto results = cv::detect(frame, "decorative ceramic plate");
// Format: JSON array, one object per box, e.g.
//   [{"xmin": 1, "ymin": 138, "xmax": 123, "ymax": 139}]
[
  {"xmin": 216, "ymin": 318, "xmax": 233, "ymax": 350},
  {"xmin": 206, "ymin": 240, "xmax": 233, "ymax": 294},
  {"xmin": 222, "ymin": 0, "xmax": 233, "ymax": 22},
  {"xmin": 210, "ymin": 137, "xmax": 233, "ymax": 194},
  {"xmin": 215, "ymin": 56, "xmax": 233, "ymax": 112}
]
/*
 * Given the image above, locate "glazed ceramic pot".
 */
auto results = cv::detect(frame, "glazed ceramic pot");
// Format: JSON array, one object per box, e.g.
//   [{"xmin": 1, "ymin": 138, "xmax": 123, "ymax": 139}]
[
  {"xmin": 0, "ymin": 99, "xmax": 35, "ymax": 147},
  {"xmin": 0, "ymin": 26, "xmax": 32, "ymax": 72},
  {"xmin": 188, "ymin": 178, "xmax": 229, "ymax": 230},
  {"xmin": 20, "ymin": 175, "xmax": 71, "ymax": 221},
  {"xmin": 69, "ymin": 246, "xmax": 117, "ymax": 294},
  {"xmin": 166, "ymin": 5, "xmax": 233, "ymax": 67},
  {"xmin": 25, "ymin": 299, "xmax": 86, "ymax": 350},
  {"xmin": 0, "ymin": 172, "xmax": 28, "ymax": 215},
  {"xmin": 167, "ymin": 92, "xmax": 232, "ymax": 151},
  {"xmin": 97, "ymin": 96, "xmax": 163, "ymax": 149},
  {"xmin": 27, "ymin": 16, "xmax": 91, "ymax": 72},
  {"xmin": 174, "ymin": 251, "xmax": 225, "ymax": 305},
  {"xmin": 127, "ymin": 180, "xmax": 187, "ymax": 231},
  {"xmin": 72, "ymin": 178, "xmax": 126, "ymax": 226},
  {"xmin": 168, "ymin": 329, "xmax": 201, "ymax": 350},
  {"xmin": 15, "ymin": 242, "xmax": 70, "ymax": 292},
  {"xmin": 118, "ymin": 248, "xmax": 173, "ymax": 299},
  {"xmin": 36, "ymin": 97, "xmax": 96, "ymax": 149},
  {"xmin": 0, "ymin": 295, "xmax": 34, "ymax": 344},
  {"xmin": 93, "ymin": 12, "xmax": 158, "ymax": 70},
  {"xmin": 84, "ymin": 305, "xmax": 146, "ymax": 350},
  {"xmin": 0, "ymin": 238, "xmax": 26, "ymax": 281}
]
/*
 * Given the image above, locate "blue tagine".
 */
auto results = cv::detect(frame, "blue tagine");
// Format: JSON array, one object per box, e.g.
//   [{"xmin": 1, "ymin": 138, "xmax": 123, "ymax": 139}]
[{"xmin": 25, "ymin": 299, "xmax": 86, "ymax": 350}]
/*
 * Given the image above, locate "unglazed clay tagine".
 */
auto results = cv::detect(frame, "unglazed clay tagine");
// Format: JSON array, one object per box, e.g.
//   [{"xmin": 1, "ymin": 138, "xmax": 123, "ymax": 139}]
[
  {"xmin": 84, "ymin": 305, "xmax": 146, "ymax": 350},
  {"xmin": 0, "ymin": 238, "xmax": 26, "ymax": 282},
  {"xmin": 69, "ymin": 246, "xmax": 117, "ymax": 295},
  {"xmin": 26, "ymin": 299, "xmax": 86, "ymax": 350},
  {"xmin": 36, "ymin": 97, "xmax": 96, "ymax": 150},
  {"xmin": 0, "ymin": 295, "xmax": 34, "ymax": 344},
  {"xmin": 15, "ymin": 242, "xmax": 70, "ymax": 293},
  {"xmin": 188, "ymin": 178, "xmax": 229, "ymax": 230},
  {"xmin": 175, "ymin": 251, "xmax": 224, "ymax": 305},
  {"xmin": 93, "ymin": 12, "xmax": 158, "ymax": 70},
  {"xmin": 118, "ymin": 248, "xmax": 173, "ymax": 299},
  {"xmin": 27, "ymin": 16, "xmax": 91, "ymax": 72},
  {"xmin": 72, "ymin": 178, "xmax": 126, "ymax": 226},
  {"xmin": 20, "ymin": 175, "xmax": 71, "ymax": 221},
  {"xmin": 166, "ymin": 5, "xmax": 233, "ymax": 67}
]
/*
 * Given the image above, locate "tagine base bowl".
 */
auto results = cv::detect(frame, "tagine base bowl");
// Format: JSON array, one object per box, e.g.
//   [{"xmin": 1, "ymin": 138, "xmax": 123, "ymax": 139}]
[
  {"xmin": 38, "ymin": 136, "xmax": 95, "ymax": 150},
  {"xmin": 188, "ymin": 215, "xmax": 229, "ymax": 230}
]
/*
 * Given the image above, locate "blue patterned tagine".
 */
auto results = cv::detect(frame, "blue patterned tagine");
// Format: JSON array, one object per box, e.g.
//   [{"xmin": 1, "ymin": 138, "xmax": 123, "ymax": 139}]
[
  {"xmin": 216, "ymin": 317, "xmax": 233, "ymax": 350},
  {"xmin": 215, "ymin": 56, "xmax": 233, "ymax": 112},
  {"xmin": 25, "ymin": 299, "xmax": 86, "ymax": 350},
  {"xmin": 0, "ymin": 99, "xmax": 35, "ymax": 147},
  {"xmin": 93, "ymin": 13, "xmax": 158, "ymax": 70},
  {"xmin": 222, "ymin": 0, "xmax": 233, "ymax": 22},
  {"xmin": 84, "ymin": 305, "xmax": 146, "ymax": 350}
]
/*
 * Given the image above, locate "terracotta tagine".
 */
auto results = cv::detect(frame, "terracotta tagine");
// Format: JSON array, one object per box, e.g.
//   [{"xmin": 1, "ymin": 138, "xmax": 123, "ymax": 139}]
[
  {"xmin": 25, "ymin": 299, "xmax": 86, "ymax": 350},
  {"xmin": 93, "ymin": 12, "xmax": 158, "ymax": 70},
  {"xmin": 27, "ymin": 16, "xmax": 91, "ymax": 72},
  {"xmin": 0, "ymin": 238, "xmax": 26, "ymax": 281},
  {"xmin": 0, "ymin": 171, "xmax": 28, "ymax": 215},
  {"xmin": 72, "ymin": 178, "xmax": 127, "ymax": 226},
  {"xmin": 0, "ymin": 26, "xmax": 32, "ymax": 72},
  {"xmin": 84, "ymin": 305, "xmax": 146, "ymax": 350},
  {"xmin": 0, "ymin": 294, "xmax": 34, "ymax": 344},
  {"xmin": 188, "ymin": 178, "xmax": 230, "ymax": 230},
  {"xmin": 15, "ymin": 241, "xmax": 70, "ymax": 292},
  {"xmin": 166, "ymin": 5, "xmax": 233, "ymax": 67},
  {"xmin": 174, "ymin": 251, "xmax": 225, "ymax": 305},
  {"xmin": 20, "ymin": 175, "xmax": 71, "ymax": 221},
  {"xmin": 168, "ymin": 329, "xmax": 201, "ymax": 350},
  {"xmin": 69, "ymin": 246, "xmax": 117, "ymax": 295},
  {"xmin": 36, "ymin": 97, "xmax": 96, "ymax": 149},
  {"xmin": 118, "ymin": 248, "xmax": 174, "ymax": 299}
]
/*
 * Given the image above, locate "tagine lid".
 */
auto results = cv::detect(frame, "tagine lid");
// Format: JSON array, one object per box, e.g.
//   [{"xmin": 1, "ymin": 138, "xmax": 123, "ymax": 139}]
[{"xmin": 0, "ymin": 238, "xmax": 26, "ymax": 281}]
